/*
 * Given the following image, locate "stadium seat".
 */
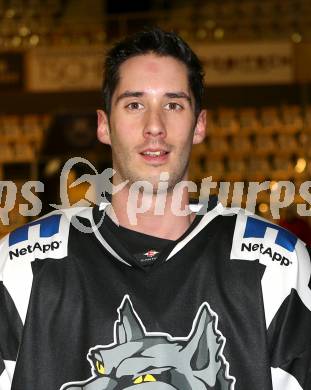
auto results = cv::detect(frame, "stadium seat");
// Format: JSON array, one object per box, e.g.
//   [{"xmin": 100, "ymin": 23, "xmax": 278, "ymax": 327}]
[
  {"xmin": 281, "ymin": 105, "xmax": 303, "ymax": 134},
  {"xmin": 239, "ymin": 108, "xmax": 260, "ymax": 135},
  {"xmin": 247, "ymin": 157, "xmax": 271, "ymax": 181},
  {"xmin": 205, "ymin": 136, "xmax": 229, "ymax": 157},
  {"xmin": 253, "ymin": 134, "xmax": 275, "ymax": 156},
  {"xmin": 272, "ymin": 157, "xmax": 295, "ymax": 180},
  {"xmin": 205, "ymin": 159, "xmax": 225, "ymax": 182},
  {"xmin": 215, "ymin": 108, "xmax": 240, "ymax": 136},
  {"xmin": 260, "ymin": 106, "xmax": 282, "ymax": 134},
  {"xmin": 276, "ymin": 134, "xmax": 299, "ymax": 155},
  {"xmin": 1, "ymin": 116, "xmax": 22, "ymax": 141},
  {"xmin": 227, "ymin": 159, "xmax": 246, "ymax": 181},
  {"xmin": 230, "ymin": 135, "xmax": 252, "ymax": 156}
]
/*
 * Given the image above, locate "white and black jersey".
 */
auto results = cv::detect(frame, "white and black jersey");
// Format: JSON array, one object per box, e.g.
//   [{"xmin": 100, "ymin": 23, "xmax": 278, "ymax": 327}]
[{"xmin": 0, "ymin": 200, "xmax": 310, "ymax": 390}]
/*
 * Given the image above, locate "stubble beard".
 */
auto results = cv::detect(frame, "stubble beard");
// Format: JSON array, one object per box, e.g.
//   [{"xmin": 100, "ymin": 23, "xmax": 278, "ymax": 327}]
[{"xmin": 112, "ymin": 149, "xmax": 191, "ymax": 196}]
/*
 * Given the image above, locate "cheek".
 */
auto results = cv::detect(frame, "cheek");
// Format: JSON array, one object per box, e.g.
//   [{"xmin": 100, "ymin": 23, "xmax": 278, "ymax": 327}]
[
  {"xmin": 173, "ymin": 128, "xmax": 195, "ymax": 149},
  {"xmin": 109, "ymin": 121, "xmax": 137, "ymax": 145},
  {"xmin": 166, "ymin": 113, "xmax": 194, "ymax": 136},
  {"xmin": 111, "ymin": 117, "xmax": 142, "ymax": 141}
]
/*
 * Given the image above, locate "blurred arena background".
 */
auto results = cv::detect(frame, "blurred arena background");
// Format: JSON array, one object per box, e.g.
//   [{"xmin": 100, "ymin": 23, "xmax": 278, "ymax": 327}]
[{"xmin": 1, "ymin": 0, "xmax": 311, "ymax": 241}]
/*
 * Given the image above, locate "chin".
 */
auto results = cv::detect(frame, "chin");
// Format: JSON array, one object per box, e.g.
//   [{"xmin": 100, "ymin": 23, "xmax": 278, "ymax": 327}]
[{"xmin": 120, "ymin": 166, "xmax": 187, "ymax": 193}]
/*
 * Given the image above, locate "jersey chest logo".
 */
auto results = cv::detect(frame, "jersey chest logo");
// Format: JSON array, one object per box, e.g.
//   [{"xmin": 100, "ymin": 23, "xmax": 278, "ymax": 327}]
[{"xmin": 61, "ymin": 295, "xmax": 235, "ymax": 390}]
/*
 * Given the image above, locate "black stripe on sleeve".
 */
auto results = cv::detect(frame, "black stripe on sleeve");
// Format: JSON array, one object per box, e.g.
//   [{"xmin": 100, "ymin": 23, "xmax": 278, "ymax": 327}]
[
  {"xmin": 0, "ymin": 282, "xmax": 23, "ymax": 361},
  {"xmin": 307, "ymin": 247, "xmax": 311, "ymax": 290},
  {"xmin": 0, "ymin": 354, "xmax": 4, "ymax": 375}
]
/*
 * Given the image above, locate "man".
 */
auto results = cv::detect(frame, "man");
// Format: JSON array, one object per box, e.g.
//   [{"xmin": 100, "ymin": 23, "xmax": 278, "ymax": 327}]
[{"xmin": 0, "ymin": 28, "xmax": 310, "ymax": 390}]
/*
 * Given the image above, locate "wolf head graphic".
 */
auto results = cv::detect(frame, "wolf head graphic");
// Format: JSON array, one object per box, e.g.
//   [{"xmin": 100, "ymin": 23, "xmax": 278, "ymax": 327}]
[{"xmin": 61, "ymin": 296, "xmax": 235, "ymax": 390}]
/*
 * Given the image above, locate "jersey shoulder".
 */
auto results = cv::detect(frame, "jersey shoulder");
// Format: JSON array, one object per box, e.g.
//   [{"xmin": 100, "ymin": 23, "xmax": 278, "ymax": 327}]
[
  {"xmin": 0, "ymin": 206, "xmax": 93, "ymax": 265},
  {"xmin": 221, "ymin": 206, "xmax": 307, "ymax": 267}
]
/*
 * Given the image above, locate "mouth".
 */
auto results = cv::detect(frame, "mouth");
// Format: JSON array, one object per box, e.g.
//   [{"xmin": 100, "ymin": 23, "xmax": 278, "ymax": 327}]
[{"xmin": 140, "ymin": 149, "xmax": 170, "ymax": 164}]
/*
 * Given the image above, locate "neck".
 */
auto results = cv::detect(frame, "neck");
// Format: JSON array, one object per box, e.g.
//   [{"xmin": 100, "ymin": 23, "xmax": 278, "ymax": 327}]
[{"xmin": 109, "ymin": 185, "xmax": 195, "ymax": 240}]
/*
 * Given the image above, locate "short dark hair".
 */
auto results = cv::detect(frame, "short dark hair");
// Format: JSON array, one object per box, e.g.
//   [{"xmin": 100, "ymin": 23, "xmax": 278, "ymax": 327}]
[{"xmin": 102, "ymin": 27, "xmax": 205, "ymax": 118}]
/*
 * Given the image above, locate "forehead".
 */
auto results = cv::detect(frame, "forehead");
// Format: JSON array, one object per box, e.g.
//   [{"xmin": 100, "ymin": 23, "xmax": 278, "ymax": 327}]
[{"xmin": 115, "ymin": 54, "xmax": 190, "ymax": 93}]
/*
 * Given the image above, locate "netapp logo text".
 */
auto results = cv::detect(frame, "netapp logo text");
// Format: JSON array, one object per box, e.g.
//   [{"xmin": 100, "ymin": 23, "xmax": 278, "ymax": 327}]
[
  {"xmin": 9, "ymin": 241, "xmax": 61, "ymax": 260},
  {"xmin": 241, "ymin": 242, "xmax": 292, "ymax": 266}
]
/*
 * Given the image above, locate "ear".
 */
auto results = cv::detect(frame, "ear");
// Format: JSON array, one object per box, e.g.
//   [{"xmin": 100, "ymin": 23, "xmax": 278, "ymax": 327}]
[
  {"xmin": 183, "ymin": 304, "xmax": 216, "ymax": 372},
  {"xmin": 193, "ymin": 109, "xmax": 206, "ymax": 145},
  {"xmin": 116, "ymin": 297, "xmax": 145, "ymax": 344},
  {"xmin": 183, "ymin": 304, "xmax": 234, "ymax": 388},
  {"xmin": 97, "ymin": 109, "xmax": 111, "ymax": 145}
]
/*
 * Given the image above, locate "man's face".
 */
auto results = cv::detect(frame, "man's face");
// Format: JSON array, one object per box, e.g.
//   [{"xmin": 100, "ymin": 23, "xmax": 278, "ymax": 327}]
[{"xmin": 97, "ymin": 53, "xmax": 206, "ymax": 192}]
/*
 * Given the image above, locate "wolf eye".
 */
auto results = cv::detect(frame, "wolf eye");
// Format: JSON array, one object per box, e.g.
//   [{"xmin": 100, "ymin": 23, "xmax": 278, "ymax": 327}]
[
  {"xmin": 144, "ymin": 374, "xmax": 157, "ymax": 382},
  {"xmin": 96, "ymin": 360, "xmax": 105, "ymax": 375},
  {"xmin": 133, "ymin": 374, "xmax": 157, "ymax": 384},
  {"xmin": 133, "ymin": 376, "xmax": 143, "ymax": 384}
]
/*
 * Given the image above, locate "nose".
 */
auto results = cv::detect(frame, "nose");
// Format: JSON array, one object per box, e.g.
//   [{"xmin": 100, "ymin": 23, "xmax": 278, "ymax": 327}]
[{"xmin": 143, "ymin": 109, "xmax": 166, "ymax": 139}]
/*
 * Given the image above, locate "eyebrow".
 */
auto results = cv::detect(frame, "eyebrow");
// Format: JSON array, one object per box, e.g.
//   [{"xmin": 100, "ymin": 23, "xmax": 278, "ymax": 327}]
[
  {"xmin": 165, "ymin": 92, "xmax": 191, "ymax": 103},
  {"xmin": 115, "ymin": 91, "xmax": 192, "ymax": 104},
  {"xmin": 115, "ymin": 91, "xmax": 143, "ymax": 104}
]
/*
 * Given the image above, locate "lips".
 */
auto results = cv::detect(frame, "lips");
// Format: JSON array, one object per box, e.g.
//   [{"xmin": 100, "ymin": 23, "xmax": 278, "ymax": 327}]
[
  {"xmin": 141, "ymin": 150, "xmax": 168, "ymax": 157},
  {"xmin": 139, "ymin": 149, "xmax": 170, "ymax": 164}
]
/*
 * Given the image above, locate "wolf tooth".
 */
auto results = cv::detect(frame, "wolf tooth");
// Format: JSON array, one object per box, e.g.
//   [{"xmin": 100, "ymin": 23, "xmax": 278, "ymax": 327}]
[
  {"xmin": 9, "ymin": 241, "xmax": 61, "ymax": 260},
  {"xmin": 241, "ymin": 242, "xmax": 291, "ymax": 266}
]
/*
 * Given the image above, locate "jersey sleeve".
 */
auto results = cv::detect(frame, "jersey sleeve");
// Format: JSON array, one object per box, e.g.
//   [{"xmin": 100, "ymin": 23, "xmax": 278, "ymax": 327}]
[
  {"xmin": 267, "ymin": 242, "xmax": 311, "ymax": 389},
  {"xmin": 0, "ymin": 354, "xmax": 12, "ymax": 390},
  {"xmin": 0, "ymin": 236, "xmax": 24, "ymax": 389},
  {"xmin": 0, "ymin": 210, "xmax": 77, "ymax": 389},
  {"xmin": 0, "ymin": 284, "xmax": 23, "ymax": 389}
]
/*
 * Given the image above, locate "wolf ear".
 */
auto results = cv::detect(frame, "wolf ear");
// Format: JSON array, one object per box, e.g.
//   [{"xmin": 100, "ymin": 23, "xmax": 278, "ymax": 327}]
[
  {"xmin": 116, "ymin": 297, "xmax": 145, "ymax": 344},
  {"xmin": 183, "ymin": 305, "xmax": 216, "ymax": 371}
]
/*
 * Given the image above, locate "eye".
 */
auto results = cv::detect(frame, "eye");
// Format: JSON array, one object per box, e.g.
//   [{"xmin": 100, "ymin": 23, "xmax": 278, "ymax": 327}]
[
  {"xmin": 164, "ymin": 102, "xmax": 183, "ymax": 111},
  {"xmin": 133, "ymin": 376, "xmax": 143, "ymax": 384},
  {"xmin": 133, "ymin": 374, "xmax": 157, "ymax": 384},
  {"xmin": 144, "ymin": 374, "xmax": 157, "ymax": 382},
  {"xmin": 96, "ymin": 360, "xmax": 105, "ymax": 375},
  {"xmin": 126, "ymin": 102, "xmax": 144, "ymax": 110}
]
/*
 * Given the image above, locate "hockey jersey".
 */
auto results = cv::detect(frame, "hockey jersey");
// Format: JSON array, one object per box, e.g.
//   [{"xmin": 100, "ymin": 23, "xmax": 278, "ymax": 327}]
[{"xmin": 0, "ymin": 201, "xmax": 310, "ymax": 390}]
